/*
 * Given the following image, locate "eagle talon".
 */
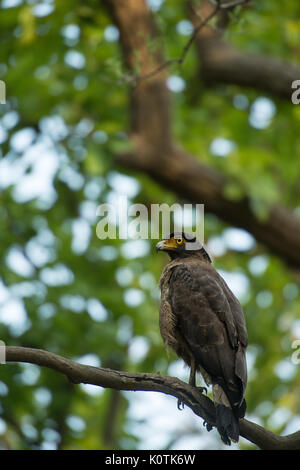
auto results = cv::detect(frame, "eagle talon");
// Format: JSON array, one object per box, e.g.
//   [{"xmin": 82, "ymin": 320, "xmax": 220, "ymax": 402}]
[
  {"xmin": 177, "ymin": 399, "xmax": 185, "ymax": 410},
  {"xmin": 203, "ymin": 420, "xmax": 213, "ymax": 432}
]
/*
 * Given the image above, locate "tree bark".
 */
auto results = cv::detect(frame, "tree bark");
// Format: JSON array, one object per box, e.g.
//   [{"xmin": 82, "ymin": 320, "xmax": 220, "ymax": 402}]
[
  {"xmin": 5, "ymin": 346, "xmax": 300, "ymax": 450},
  {"xmin": 104, "ymin": 0, "xmax": 300, "ymax": 270},
  {"xmin": 189, "ymin": 0, "xmax": 300, "ymax": 100}
]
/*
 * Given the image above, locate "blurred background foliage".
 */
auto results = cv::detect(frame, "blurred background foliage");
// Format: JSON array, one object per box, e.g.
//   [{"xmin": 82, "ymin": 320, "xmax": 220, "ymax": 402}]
[{"xmin": 0, "ymin": 0, "xmax": 299, "ymax": 450}]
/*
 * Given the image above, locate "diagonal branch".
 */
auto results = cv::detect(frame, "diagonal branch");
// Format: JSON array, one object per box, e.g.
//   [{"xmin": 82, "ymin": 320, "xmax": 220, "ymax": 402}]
[
  {"xmin": 104, "ymin": 0, "xmax": 300, "ymax": 270},
  {"xmin": 4, "ymin": 346, "xmax": 300, "ymax": 450},
  {"xmin": 189, "ymin": 0, "xmax": 300, "ymax": 100}
]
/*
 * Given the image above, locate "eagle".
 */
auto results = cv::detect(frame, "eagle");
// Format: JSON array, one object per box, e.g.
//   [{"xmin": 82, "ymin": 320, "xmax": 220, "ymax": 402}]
[{"xmin": 156, "ymin": 232, "xmax": 248, "ymax": 445}]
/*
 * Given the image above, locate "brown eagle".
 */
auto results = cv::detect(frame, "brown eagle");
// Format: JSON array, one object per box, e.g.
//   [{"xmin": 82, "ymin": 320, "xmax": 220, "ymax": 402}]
[{"xmin": 156, "ymin": 232, "xmax": 248, "ymax": 445}]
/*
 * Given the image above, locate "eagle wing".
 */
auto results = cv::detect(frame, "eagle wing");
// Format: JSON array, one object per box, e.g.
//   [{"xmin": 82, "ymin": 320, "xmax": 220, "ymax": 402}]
[{"xmin": 169, "ymin": 262, "xmax": 247, "ymax": 408}]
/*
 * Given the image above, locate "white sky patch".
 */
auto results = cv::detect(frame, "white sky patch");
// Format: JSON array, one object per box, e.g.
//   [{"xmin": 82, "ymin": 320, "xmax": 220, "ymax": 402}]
[
  {"xmin": 16, "ymin": 363, "xmax": 40, "ymax": 386},
  {"xmin": 123, "ymin": 288, "xmax": 145, "ymax": 307},
  {"xmin": 115, "ymin": 266, "xmax": 134, "ymax": 287},
  {"xmin": 3, "ymin": 136, "xmax": 61, "ymax": 204},
  {"xmin": 64, "ymin": 50, "xmax": 86, "ymax": 69},
  {"xmin": 222, "ymin": 228, "xmax": 255, "ymax": 252},
  {"xmin": 79, "ymin": 383, "xmax": 104, "ymax": 396},
  {"xmin": 176, "ymin": 20, "xmax": 193, "ymax": 36},
  {"xmin": 248, "ymin": 255, "xmax": 269, "ymax": 277},
  {"xmin": 40, "ymin": 263, "xmax": 74, "ymax": 286},
  {"xmin": 34, "ymin": 387, "xmax": 52, "ymax": 407},
  {"xmin": 66, "ymin": 415, "xmax": 86, "ymax": 432},
  {"xmin": 0, "ymin": 123, "xmax": 8, "ymax": 144},
  {"xmin": 60, "ymin": 294, "xmax": 85, "ymax": 313},
  {"xmin": 59, "ymin": 166, "xmax": 85, "ymax": 190},
  {"xmin": 75, "ymin": 353, "xmax": 101, "ymax": 368},
  {"xmin": 32, "ymin": 3, "xmax": 54, "ymax": 17},
  {"xmin": 139, "ymin": 271, "xmax": 156, "ymax": 290},
  {"xmin": 103, "ymin": 25, "xmax": 120, "ymax": 42},
  {"xmin": 0, "ymin": 297, "xmax": 31, "ymax": 336},
  {"xmin": 207, "ymin": 236, "xmax": 227, "ymax": 258},
  {"xmin": 42, "ymin": 428, "xmax": 61, "ymax": 446},
  {"xmin": 10, "ymin": 281, "xmax": 46, "ymax": 299},
  {"xmin": 0, "ymin": 279, "xmax": 11, "ymax": 304},
  {"xmin": 79, "ymin": 200, "xmax": 98, "ymax": 223},
  {"xmin": 249, "ymin": 97, "xmax": 276, "ymax": 130},
  {"xmin": 267, "ymin": 407, "xmax": 291, "ymax": 430},
  {"xmin": 128, "ymin": 336, "xmax": 150, "ymax": 363},
  {"xmin": 116, "ymin": 315, "xmax": 133, "ymax": 345},
  {"xmin": 86, "ymin": 298, "xmax": 108, "ymax": 322},
  {"xmin": 98, "ymin": 245, "xmax": 118, "ymax": 261},
  {"xmin": 217, "ymin": 269, "xmax": 250, "ymax": 301},
  {"xmin": 167, "ymin": 359, "xmax": 189, "ymax": 383},
  {"xmin": 84, "ymin": 177, "xmax": 105, "ymax": 200},
  {"xmin": 1, "ymin": 0, "xmax": 23, "ymax": 8},
  {"xmin": 124, "ymin": 391, "xmax": 229, "ymax": 450},
  {"xmin": 256, "ymin": 290, "xmax": 273, "ymax": 309},
  {"xmin": 25, "ymin": 230, "xmax": 56, "ymax": 268},
  {"xmin": 60, "ymin": 24, "xmax": 81, "ymax": 41},
  {"xmin": 167, "ymin": 75, "xmax": 186, "ymax": 93},
  {"xmin": 255, "ymin": 401, "xmax": 274, "ymax": 418},
  {"xmin": 107, "ymin": 171, "xmax": 140, "ymax": 198},
  {"xmin": 0, "ymin": 418, "xmax": 7, "ymax": 435},
  {"xmin": 210, "ymin": 137, "xmax": 236, "ymax": 157},
  {"xmin": 71, "ymin": 218, "xmax": 91, "ymax": 254},
  {"xmin": 146, "ymin": 0, "xmax": 165, "ymax": 12},
  {"xmin": 291, "ymin": 318, "xmax": 300, "ymax": 338},
  {"xmin": 12, "ymin": 152, "xmax": 59, "ymax": 204},
  {"xmin": 1, "ymin": 110, "xmax": 19, "ymax": 129},
  {"xmin": 37, "ymin": 303, "xmax": 56, "ymax": 319},
  {"xmin": 39, "ymin": 115, "xmax": 68, "ymax": 141},
  {"xmin": 75, "ymin": 118, "xmax": 94, "ymax": 137},
  {"xmin": 6, "ymin": 246, "xmax": 35, "ymax": 277},
  {"xmin": 274, "ymin": 359, "xmax": 297, "ymax": 382},
  {"xmin": 10, "ymin": 128, "xmax": 36, "ymax": 152},
  {"xmin": 121, "ymin": 240, "xmax": 150, "ymax": 259},
  {"xmin": 0, "ymin": 381, "xmax": 9, "ymax": 396},
  {"xmin": 284, "ymin": 415, "xmax": 300, "ymax": 435}
]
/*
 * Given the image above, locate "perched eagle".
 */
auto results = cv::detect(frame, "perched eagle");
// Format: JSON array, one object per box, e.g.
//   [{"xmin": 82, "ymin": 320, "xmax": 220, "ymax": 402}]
[{"xmin": 156, "ymin": 232, "xmax": 248, "ymax": 445}]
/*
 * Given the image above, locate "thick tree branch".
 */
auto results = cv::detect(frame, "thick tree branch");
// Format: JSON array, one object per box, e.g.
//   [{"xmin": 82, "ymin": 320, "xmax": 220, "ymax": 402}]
[
  {"xmin": 190, "ymin": 0, "xmax": 300, "ymax": 100},
  {"xmin": 4, "ymin": 346, "xmax": 300, "ymax": 450},
  {"xmin": 104, "ymin": 0, "xmax": 300, "ymax": 270}
]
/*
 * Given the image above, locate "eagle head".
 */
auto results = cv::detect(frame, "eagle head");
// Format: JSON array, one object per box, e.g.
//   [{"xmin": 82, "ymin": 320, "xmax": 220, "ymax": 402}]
[{"xmin": 156, "ymin": 232, "xmax": 211, "ymax": 262}]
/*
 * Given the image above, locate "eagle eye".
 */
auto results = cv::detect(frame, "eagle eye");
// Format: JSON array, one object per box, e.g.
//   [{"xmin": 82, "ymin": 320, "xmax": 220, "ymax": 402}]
[{"xmin": 176, "ymin": 238, "xmax": 184, "ymax": 245}]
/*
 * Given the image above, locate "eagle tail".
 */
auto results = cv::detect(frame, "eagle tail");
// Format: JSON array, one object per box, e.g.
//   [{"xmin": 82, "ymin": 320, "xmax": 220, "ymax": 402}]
[
  {"xmin": 213, "ymin": 384, "xmax": 240, "ymax": 445},
  {"xmin": 215, "ymin": 403, "xmax": 239, "ymax": 446}
]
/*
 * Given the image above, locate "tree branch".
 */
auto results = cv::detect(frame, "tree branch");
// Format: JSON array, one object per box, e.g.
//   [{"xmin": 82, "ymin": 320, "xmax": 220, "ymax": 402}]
[
  {"xmin": 190, "ymin": 0, "xmax": 300, "ymax": 100},
  {"xmin": 104, "ymin": 0, "xmax": 300, "ymax": 270},
  {"xmin": 4, "ymin": 346, "xmax": 300, "ymax": 450}
]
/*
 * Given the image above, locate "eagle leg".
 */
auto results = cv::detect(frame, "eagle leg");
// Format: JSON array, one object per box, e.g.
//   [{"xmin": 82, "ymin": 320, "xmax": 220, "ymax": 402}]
[
  {"xmin": 188, "ymin": 356, "xmax": 196, "ymax": 387},
  {"xmin": 189, "ymin": 358, "xmax": 207, "ymax": 393}
]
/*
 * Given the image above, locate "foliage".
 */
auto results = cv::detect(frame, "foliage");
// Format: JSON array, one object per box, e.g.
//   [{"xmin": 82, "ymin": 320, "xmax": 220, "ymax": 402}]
[{"xmin": 0, "ymin": 0, "xmax": 299, "ymax": 450}]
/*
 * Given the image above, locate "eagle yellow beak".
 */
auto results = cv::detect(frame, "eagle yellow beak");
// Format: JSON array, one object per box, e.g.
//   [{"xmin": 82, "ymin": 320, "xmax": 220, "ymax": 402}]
[{"xmin": 156, "ymin": 239, "xmax": 178, "ymax": 251}]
